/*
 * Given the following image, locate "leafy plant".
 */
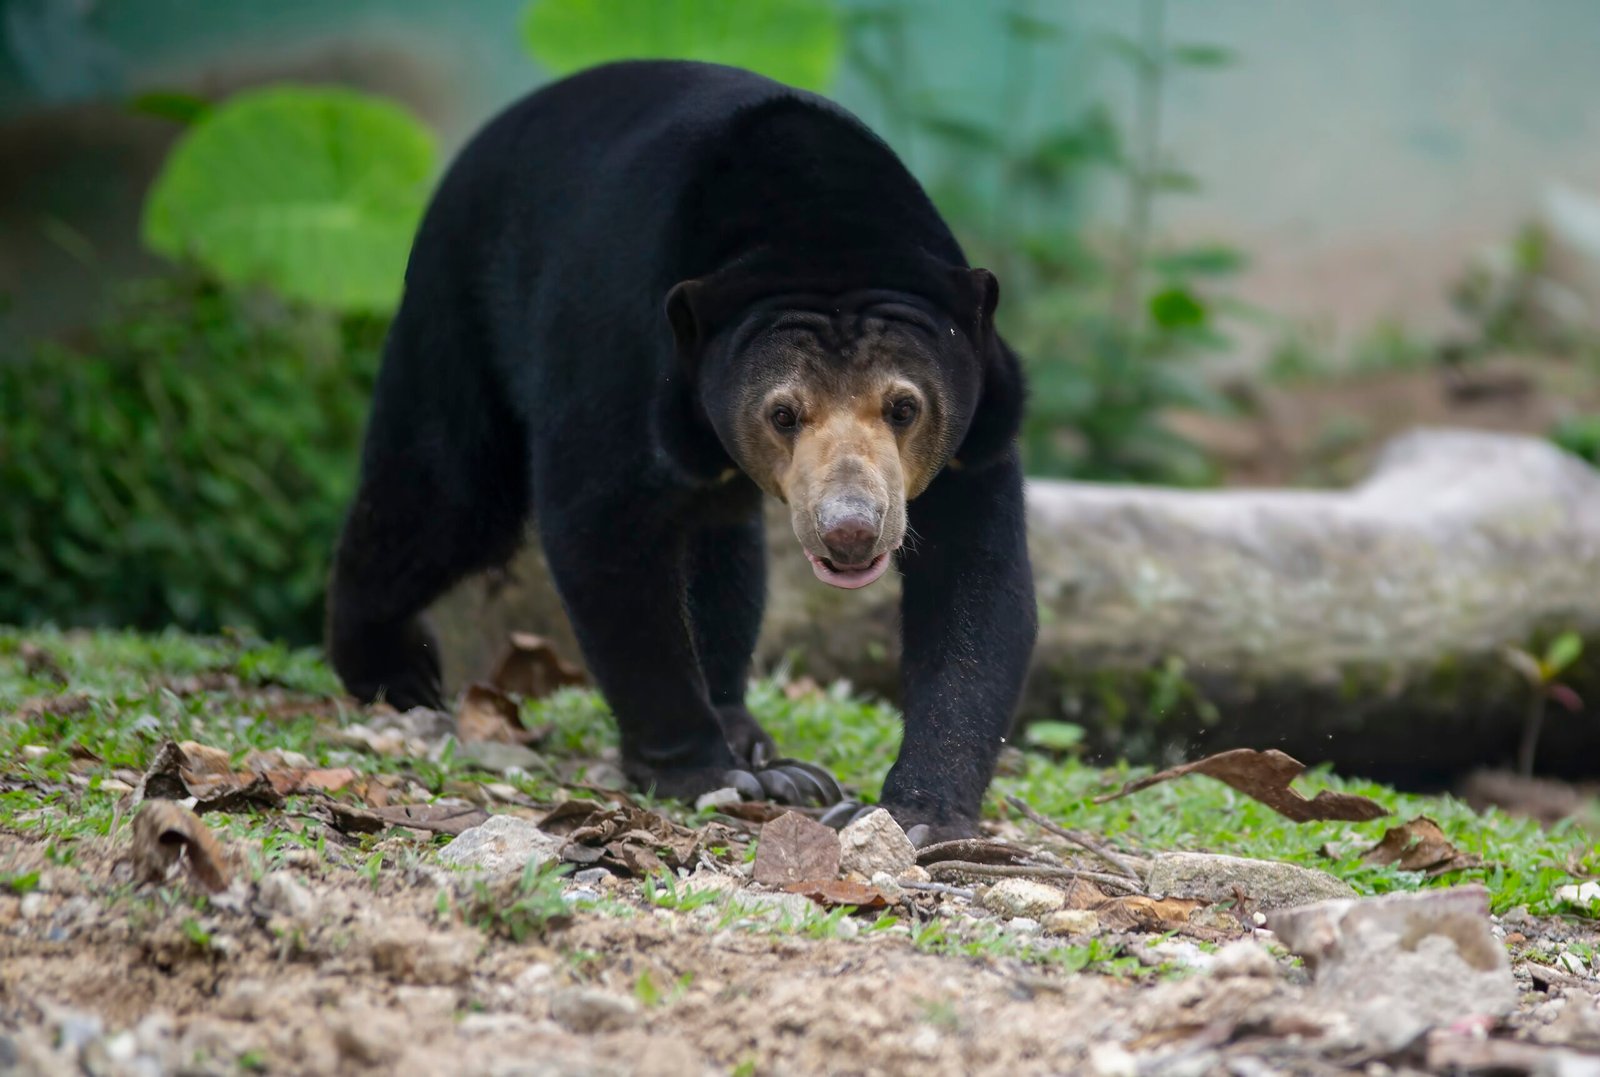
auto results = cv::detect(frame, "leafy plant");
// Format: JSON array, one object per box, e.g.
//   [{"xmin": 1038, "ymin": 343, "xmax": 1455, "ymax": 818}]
[
  {"xmin": 522, "ymin": 0, "xmax": 843, "ymax": 91},
  {"xmin": 142, "ymin": 86, "xmax": 436, "ymax": 313},
  {"xmin": 845, "ymin": 0, "xmax": 1242, "ymax": 483},
  {"xmin": 1551, "ymin": 414, "xmax": 1600, "ymax": 466},
  {"xmin": 0, "ymin": 277, "xmax": 384, "ymax": 643},
  {"xmin": 1503, "ymin": 632, "xmax": 1586, "ymax": 777}
]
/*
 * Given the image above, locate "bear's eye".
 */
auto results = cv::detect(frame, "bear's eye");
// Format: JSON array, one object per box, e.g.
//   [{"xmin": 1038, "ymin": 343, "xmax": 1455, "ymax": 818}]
[
  {"xmin": 887, "ymin": 398, "xmax": 919, "ymax": 427},
  {"xmin": 770, "ymin": 405, "xmax": 799, "ymax": 431}
]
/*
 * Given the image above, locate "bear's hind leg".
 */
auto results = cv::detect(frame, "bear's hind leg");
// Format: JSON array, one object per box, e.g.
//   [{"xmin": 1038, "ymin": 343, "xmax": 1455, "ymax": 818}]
[{"xmin": 327, "ymin": 338, "xmax": 528, "ymax": 711}]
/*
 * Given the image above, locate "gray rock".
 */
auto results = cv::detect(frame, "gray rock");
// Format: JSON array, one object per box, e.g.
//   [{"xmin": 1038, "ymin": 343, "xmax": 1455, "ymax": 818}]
[
  {"xmin": 455, "ymin": 740, "xmax": 546, "ymax": 774},
  {"xmin": 548, "ymin": 987, "xmax": 641, "ymax": 1033},
  {"xmin": 438, "ymin": 815, "xmax": 563, "ymax": 875},
  {"xmin": 982, "ymin": 878, "xmax": 1067, "ymax": 919},
  {"xmin": 572, "ymin": 867, "xmax": 610, "ymax": 886},
  {"xmin": 838, "ymin": 809, "xmax": 915, "ymax": 879},
  {"xmin": 1147, "ymin": 851, "xmax": 1357, "ymax": 910},
  {"xmin": 694, "ymin": 787, "xmax": 743, "ymax": 812},
  {"xmin": 1265, "ymin": 885, "xmax": 1516, "ymax": 1052},
  {"xmin": 1003, "ymin": 916, "xmax": 1042, "ymax": 936}
]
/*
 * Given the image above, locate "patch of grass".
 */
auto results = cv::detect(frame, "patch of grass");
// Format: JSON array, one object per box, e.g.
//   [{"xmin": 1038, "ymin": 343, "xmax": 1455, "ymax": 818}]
[{"xmin": 2, "ymin": 630, "xmax": 1594, "ymax": 917}]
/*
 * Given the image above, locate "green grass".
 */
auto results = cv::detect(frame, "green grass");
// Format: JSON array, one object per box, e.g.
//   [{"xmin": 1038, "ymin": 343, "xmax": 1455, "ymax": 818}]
[{"xmin": 2, "ymin": 627, "xmax": 1596, "ymax": 916}]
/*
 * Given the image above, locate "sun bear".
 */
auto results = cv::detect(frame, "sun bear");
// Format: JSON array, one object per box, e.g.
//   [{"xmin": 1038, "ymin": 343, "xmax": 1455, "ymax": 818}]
[{"xmin": 327, "ymin": 60, "xmax": 1036, "ymax": 843}]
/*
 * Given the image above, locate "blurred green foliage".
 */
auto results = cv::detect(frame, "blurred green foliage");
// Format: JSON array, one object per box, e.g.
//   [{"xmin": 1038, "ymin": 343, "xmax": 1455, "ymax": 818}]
[
  {"xmin": 1551, "ymin": 414, "xmax": 1600, "ymax": 466},
  {"xmin": 522, "ymin": 0, "xmax": 843, "ymax": 91},
  {"xmin": 845, "ymin": 0, "xmax": 1241, "ymax": 483},
  {"xmin": 143, "ymin": 86, "xmax": 436, "ymax": 314},
  {"xmin": 0, "ymin": 277, "xmax": 384, "ymax": 643}
]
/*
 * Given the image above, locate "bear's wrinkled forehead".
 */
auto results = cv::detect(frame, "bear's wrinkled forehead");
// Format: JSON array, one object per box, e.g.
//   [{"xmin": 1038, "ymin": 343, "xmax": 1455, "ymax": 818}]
[{"xmin": 743, "ymin": 306, "xmax": 949, "ymax": 397}]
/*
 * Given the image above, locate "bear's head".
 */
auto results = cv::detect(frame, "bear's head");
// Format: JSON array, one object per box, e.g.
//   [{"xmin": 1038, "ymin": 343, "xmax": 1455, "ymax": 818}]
[{"xmin": 664, "ymin": 266, "xmax": 1021, "ymax": 589}]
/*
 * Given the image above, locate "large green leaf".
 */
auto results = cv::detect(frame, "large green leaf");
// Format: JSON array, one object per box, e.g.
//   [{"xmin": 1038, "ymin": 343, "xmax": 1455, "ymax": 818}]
[
  {"xmin": 522, "ymin": 0, "xmax": 842, "ymax": 91},
  {"xmin": 142, "ymin": 86, "xmax": 435, "ymax": 314}
]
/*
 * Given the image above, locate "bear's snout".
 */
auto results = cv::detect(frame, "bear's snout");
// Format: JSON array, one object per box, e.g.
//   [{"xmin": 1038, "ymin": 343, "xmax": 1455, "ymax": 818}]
[{"xmin": 816, "ymin": 496, "xmax": 881, "ymax": 569}]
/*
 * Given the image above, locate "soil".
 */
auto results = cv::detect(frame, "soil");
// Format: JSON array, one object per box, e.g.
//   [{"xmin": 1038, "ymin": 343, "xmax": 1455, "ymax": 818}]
[{"xmin": 3, "ymin": 807, "xmax": 1597, "ymax": 1076}]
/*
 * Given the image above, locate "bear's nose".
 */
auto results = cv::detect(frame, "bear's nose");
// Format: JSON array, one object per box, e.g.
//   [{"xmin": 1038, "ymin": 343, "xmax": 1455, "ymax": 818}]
[{"xmin": 817, "ymin": 498, "xmax": 880, "ymax": 568}]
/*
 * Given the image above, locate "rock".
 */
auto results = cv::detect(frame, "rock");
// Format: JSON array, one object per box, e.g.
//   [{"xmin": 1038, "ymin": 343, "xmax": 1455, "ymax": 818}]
[
  {"xmin": 869, "ymin": 871, "xmax": 903, "ymax": 901},
  {"xmin": 1003, "ymin": 916, "xmax": 1042, "ymax": 936},
  {"xmin": 454, "ymin": 739, "xmax": 545, "ymax": 774},
  {"xmin": 1147, "ymin": 852, "xmax": 1357, "ymax": 910},
  {"xmin": 1043, "ymin": 909, "xmax": 1102, "ymax": 936},
  {"xmin": 549, "ymin": 988, "xmax": 641, "ymax": 1033},
  {"xmin": 572, "ymin": 867, "xmax": 611, "ymax": 886},
  {"xmin": 257, "ymin": 871, "xmax": 317, "ymax": 923},
  {"xmin": 1207, "ymin": 940, "xmax": 1279, "ymax": 979},
  {"xmin": 438, "ymin": 814, "xmax": 564, "ymax": 875},
  {"xmin": 899, "ymin": 865, "xmax": 932, "ymax": 884},
  {"xmin": 1087, "ymin": 1043, "xmax": 1139, "ymax": 1077},
  {"xmin": 432, "ymin": 430, "xmax": 1600, "ymax": 781},
  {"xmin": 838, "ymin": 809, "xmax": 915, "ymax": 879},
  {"xmin": 982, "ymin": 878, "xmax": 1067, "ymax": 919},
  {"xmin": 1264, "ymin": 885, "xmax": 1516, "ymax": 1052},
  {"xmin": 1557, "ymin": 880, "xmax": 1600, "ymax": 907},
  {"xmin": 694, "ymin": 787, "xmax": 743, "ymax": 812},
  {"xmin": 752, "ymin": 811, "xmax": 841, "ymax": 886}
]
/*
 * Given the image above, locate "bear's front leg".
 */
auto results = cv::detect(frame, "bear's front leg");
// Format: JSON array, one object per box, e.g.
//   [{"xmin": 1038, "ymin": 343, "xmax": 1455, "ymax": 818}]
[
  {"xmin": 828, "ymin": 452, "xmax": 1036, "ymax": 845},
  {"xmin": 539, "ymin": 507, "xmax": 842, "ymax": 808}
]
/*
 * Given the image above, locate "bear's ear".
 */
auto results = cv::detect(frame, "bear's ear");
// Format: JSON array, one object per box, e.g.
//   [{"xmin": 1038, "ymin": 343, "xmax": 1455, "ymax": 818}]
[
  {"xmin": 948, "ymin": 266, "xmax": 999, "ymax": 346},
  {"xmin": 665, "ymin": 279, "xmax": 708, "ymax": 370},
  {"xmin": 950, "ymin": 268, "xmax": 1024, "ymax": 470}
]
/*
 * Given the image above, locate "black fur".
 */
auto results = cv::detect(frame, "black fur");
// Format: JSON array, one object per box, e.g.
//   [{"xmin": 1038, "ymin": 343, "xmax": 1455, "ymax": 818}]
[{"xmin": 327, "ymin": 61, "xmax": 1036, "ymax": 837}]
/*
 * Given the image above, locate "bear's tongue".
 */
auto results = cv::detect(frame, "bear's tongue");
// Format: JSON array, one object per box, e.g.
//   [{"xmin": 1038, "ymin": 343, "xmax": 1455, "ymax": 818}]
[{"xmin": 806, "ymin": 550, "xmax": 890, "ymax": 590}]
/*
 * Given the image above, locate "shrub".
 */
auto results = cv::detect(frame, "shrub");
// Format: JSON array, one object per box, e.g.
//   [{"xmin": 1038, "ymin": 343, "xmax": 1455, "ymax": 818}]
[{"xmin": 0, "ymin": 277, "xmax": 384, "ymax": 643}]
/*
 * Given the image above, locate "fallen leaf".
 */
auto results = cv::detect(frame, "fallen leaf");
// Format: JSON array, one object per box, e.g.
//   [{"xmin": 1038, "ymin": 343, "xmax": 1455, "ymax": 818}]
[
  {"xmin": 1094, "ymin": 894, "xmax": 1204, "ymax": 932},
  {"xmin": 194, "ymin": 775, "xmax": 284, "ymax": 815},
  {"xmin": 1359, "ymin": 816, "xmax": 1482, "ymax": 876},
  {"xmin": 324, "ymin": 800, "xmax": 490, "ymax": 837},
  {"xmin": 562, "ymin": 806, "xmax": 700, "ymax": 876},
  {"xmin": 135, "ymin": 740, "xmax": 285, "ymax": 813},
  {"xmin": 456, "ymin": 683, "xmax": 542, "ymax": 745},
  {"xmin": 11, "ymin": 692, "xmax": 92, "ymax": 722},
  {"xmin": 131, "ymin": 800, "xmax": 230, "ymax": 892},
  {"xmin": 18, "ymin": 641, "xmax": 66, "ymax": 683},
  {"xmin": 1093, "ymin": 748, "xmax": 1390, "ymax": 823},
  {"xmin": 711, "ymin": 801, "xmax": 792, "ymax": 824},
  {"xmin": 536, "ymin": 798, "xmax": 616, "ymax": 834},
  {"xmin": 785, "ymin": 879, "xmax": 890, "ymax": 908},
  {"xmin": 263, "ymin": 767, "xmax": 359, "ymax": 797},
  {"xmin": 490, "ymin": 632, "xmax": 586, "ymax": 699},
  {"xmin": 753, "ymin": 812, "xmax": 841, "ymax": 886}
]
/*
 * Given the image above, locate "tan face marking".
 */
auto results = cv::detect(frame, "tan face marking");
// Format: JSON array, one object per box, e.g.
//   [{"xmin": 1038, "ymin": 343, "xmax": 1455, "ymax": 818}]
[{"xmin": 735, "ymin": 368, "xmax": 948, "ymax": 583}]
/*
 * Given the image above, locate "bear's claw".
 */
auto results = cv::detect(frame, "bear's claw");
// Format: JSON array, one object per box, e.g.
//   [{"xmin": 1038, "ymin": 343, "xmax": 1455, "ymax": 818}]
[{"xmin": 721, "ymin": 758, "xmax": 843, "ymax": 808}]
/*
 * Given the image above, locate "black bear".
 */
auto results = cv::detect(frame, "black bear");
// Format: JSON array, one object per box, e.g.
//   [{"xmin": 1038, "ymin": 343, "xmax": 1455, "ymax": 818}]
[{"xmin": 327, "ymin": 60, "xmax": 1036, "ymax": 843}]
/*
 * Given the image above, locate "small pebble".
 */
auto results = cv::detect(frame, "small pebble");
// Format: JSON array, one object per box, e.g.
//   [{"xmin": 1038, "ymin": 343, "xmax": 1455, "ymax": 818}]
[{"xmin": 572, "ymin": 868, "xmax": 611, "ymax": 886}]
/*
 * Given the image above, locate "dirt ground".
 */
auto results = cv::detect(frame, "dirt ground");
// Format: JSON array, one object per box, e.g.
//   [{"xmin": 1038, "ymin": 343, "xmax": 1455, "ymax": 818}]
[{"xmin": 3, "ymin": 800, "xmax": 1598, "ymax": 1077}]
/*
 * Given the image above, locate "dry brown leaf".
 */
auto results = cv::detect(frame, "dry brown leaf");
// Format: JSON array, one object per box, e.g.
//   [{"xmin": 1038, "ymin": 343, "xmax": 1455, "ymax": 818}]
[
  {"xmin": 711, "ymin": 801, "xmax": 792, "ymax": 825},
  {"xmin": 194, "ymin": 775, "xmax": 283, "ymax": 814},
  {"xmin": 564, "ymin": 806, "xmax": 700, "ymax": 876},
  {"xmin": 784, "ymin": 879, "xmax": 890, "ymax": 908},
  {"xmin": 1093, "ymin": 748, "xmax": 1390, "ymax": 823},
  {"xmin": 490, "ymin": 632, "xmax": 586, "ymax": 699},
  {"xmin": 1359, "ymin": 816, "xmax": 1483, "ymax": 876},
  {"xmin": 323, "ymin": 800, "xmax": 489, "ymax": 836},
  {"xmin": 456, "ymin": 683, "xmax": 542, "ymax": 745},
  {"xmin": 131, "ymin": 800, "xmax": 230, "ymax": 892},
  {"xmin": 11, "ymin": 692, "xmax": 92, "ymax": 722},
  {"xmin": 752, "ymin": 812, "xmax": 840, "ymax": 886},
  {"xmin": 1094, "ymin": 894, "xmax": 1204, "ymax": 932},
  {"xmin": 263, "ymin": 767, "xmax": 359, "ymax": 796}
]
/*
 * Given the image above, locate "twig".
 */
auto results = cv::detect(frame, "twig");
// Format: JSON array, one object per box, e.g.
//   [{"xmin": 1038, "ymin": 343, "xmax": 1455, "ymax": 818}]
[
  {"xmin": 926, "ymin": 860, "xmax": 1145, "ymax": 895},
  {"xmin": 898, "ymin": 880, "xmax": 977, "ymax": 901},
  {"xmin": 1004, "ymin": 795, "xmax": 1144, "ymax": 881}
]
